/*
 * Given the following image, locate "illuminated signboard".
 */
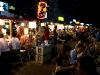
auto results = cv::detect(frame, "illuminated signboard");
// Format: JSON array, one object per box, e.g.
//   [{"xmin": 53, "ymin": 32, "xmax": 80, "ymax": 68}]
[
  {"xmin": 0, "ymin": 1, "xmax": 9, "ymax": 11},
  {"xmin": 58, "ymin": 16, "xmax": 64, "ymax": 21},
  {"xmin": 9, "ymin": 6, "xmax": 15, "ymax": 10},
  {"xmin": 37, "ymin": 1, "xmax": 47, "ymax": 19}
]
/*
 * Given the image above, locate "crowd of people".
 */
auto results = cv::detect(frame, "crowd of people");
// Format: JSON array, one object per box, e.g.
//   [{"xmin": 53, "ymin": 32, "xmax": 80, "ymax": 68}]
[
  {"xmin": 1, "ymin": 22, "xmax": 100, "ymax": 75},
  {"xmin": 0, "ymin": 23, "xmax": 32, "ymax": 74},
  {"xmin": 54, "ymin": 26, "xmax": 100, "ymax": 75}
]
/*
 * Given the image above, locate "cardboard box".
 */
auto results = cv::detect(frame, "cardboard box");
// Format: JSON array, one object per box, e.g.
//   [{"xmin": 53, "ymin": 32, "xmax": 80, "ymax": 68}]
[
  {"xmin": 35, "ymin": 54, "xmax": 46, "ymax": 64},
  {"xmin": 36, "ymin": 46, "xmax": 51, "ymax": 55},
  {"xmin": 47, "ymin": 52, "xmax": 51, "ymax": 60},
  {"xmin": 47, "ymin": 45, "xmax": 51, "ymax": 53},
  {"xmin": 35, "ymin": 53, "xmax": 50, "ymax": 64},
  {"xmin": 36, "ymin": 46, "xmax": 47, "ymax": 55}
]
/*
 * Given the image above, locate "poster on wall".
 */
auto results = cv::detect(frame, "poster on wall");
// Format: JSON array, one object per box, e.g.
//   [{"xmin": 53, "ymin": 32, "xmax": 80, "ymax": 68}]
[{"xmin": 0, "ymin": 1, "xmax": 9, "ymax": 11}]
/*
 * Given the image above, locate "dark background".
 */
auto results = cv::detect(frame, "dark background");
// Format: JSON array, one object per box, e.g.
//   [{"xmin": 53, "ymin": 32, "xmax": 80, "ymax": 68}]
[{"xmin": 2, "ymin": 0, "xmax": 100, "ymax": 26}]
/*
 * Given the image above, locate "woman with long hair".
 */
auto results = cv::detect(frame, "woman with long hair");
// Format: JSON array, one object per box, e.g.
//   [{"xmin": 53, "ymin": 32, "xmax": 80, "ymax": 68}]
[{"xmin": 55, "ymin": 45, "xmax": 75, "ymax": 75}]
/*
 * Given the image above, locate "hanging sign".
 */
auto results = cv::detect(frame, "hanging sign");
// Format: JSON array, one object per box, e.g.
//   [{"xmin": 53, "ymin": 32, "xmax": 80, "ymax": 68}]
[{"xmin": 37, "ymin": 1, "xmax": 47, "ymax": 19}]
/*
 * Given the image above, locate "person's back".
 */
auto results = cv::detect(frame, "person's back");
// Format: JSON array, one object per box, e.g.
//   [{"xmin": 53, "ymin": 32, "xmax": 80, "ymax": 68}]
[
  {"xmin": 9, "ymin": 33, "xmax": 20, "ymax": 50},
  {"xmin": 58, "ymin": 29, "xmax": 62, "ymax": 37},
  {"xmin": 0, "ymin": 34, "xmax": 9, "ymax": 52},
  {"xmin": 9, "ymin": 38, "xmax": 20, "ymax": 49},
  {"xmin": 0, "ymin": 41, "xmax": 4, "ymax": 55},
  {"xmin": 20, "ymin": 35, "xmax": 31, "ymax": 50}
]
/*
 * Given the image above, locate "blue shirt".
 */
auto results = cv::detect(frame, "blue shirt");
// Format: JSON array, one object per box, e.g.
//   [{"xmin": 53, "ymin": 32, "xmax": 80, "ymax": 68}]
[
  {"xmin": 70, "ymin": 49, "xmax": 90, "ymax": 64},
  {"xmin": 9, "ymin": 37, "xmax": 20, "ymax": 50}
]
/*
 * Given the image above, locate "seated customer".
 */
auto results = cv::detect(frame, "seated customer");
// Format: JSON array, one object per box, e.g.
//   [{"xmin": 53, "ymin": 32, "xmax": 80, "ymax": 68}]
[
  {"xmin": 77, "ymin": 38, "xmax": 91, "ymax": 56},
  {"xmin": 70, "ymin": 43, "xmax": 85, "ymax": 64},
  {"xmin": 0, "ymin": 33, "xmax": 10, "ymax": 65},
  {"xmin": 20, "ymin": 35, "xmax": 31, "ymax": 50},
  {"xmin": 20, "ymin": 35, "xmax": 32, "ymax": 60},
  {"xmin": 0, "ymin": 33, "xmax": 9, "ymax": 55},
  {"xmin": 82, "ymin": 39, "xmax": 91, "ymax": 56},
  {"xmin": 9, "ymin": 32, "xmax": 20, "ymax": 53},
  {"xmin": 55, "ymin": 45, "xmax": 75, "ymax": 75},
  {"xmin": 77, "ymin": 56, "xmax": 100, "ymax": 75}
]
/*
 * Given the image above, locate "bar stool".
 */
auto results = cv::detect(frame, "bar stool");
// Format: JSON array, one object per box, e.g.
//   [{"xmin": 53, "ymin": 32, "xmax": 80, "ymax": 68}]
[
  {"xmin": 25, "ymin": 45, "xmax": 32, "ymax": 61},
  {"xmin": 26, "ymin": 50, "xmax": 31, "ymax": 61},
  {"xmin": 19, "ymin": 50, "xmax": 28, "ymax": 64}
]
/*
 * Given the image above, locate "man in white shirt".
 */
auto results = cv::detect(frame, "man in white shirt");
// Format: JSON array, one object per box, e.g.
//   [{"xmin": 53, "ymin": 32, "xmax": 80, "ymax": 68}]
[
  {"xmin": 15, "ymin": 23, "xmax": 24, "ymax": 37},
  {"xmin": 0, "ymin": 34, "xmax": 10, "ymax": 66},
  {"xmin": 0, "ymin": 34, "xmax": 9, "ymax": 53},
  {"xmin": 58, "ymin": 29, "xmax": 62, "ymax": 38}
]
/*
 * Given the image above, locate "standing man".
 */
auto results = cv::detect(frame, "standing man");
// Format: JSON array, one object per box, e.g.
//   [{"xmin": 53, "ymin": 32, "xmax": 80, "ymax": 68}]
[
  {"xmin": 44, "ymin": 26, "xmax": 49, "ymax": 45},
  {"xmin": 53, "ymin": 26, "xmax": 57, "ymax": 46},
  {"xmin": 15, "ymin": 22, "xmax": 24, "ymax": 38}
]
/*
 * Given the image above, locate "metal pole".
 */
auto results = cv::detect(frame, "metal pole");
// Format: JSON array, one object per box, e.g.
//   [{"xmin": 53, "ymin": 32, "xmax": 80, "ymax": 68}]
[
  {"xmin": 36, "ymin": 0, "xmax": 37, "ymax": 19},
  {"xmin": 9, "ymin": 20, "xmax": 12, "ymax": 38}
]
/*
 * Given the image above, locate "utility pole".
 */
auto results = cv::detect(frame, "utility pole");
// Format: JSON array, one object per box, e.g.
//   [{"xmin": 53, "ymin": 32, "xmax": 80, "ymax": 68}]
[{"xmin": 36, "ymin": 0, "xmax": 37, "ymax": 19}]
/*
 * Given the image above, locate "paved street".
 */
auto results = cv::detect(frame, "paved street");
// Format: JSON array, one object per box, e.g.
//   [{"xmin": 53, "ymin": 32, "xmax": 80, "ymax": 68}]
[{"xmin": 8, "ymin": 40, "xmax": 77, "ymax": 75}]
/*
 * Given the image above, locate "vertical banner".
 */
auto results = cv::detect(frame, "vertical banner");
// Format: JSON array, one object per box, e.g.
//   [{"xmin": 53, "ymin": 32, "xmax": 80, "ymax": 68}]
[{"xmin": 37, "ymin": 0, "xmax": 47, "ymax": 19}]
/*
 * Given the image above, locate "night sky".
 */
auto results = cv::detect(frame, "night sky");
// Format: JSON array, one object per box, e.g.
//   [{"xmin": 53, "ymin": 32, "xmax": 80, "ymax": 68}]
[
  {"xmin": 2, "ymin": 0, "xmax": 100, "ymax": 26},
  {"xmin": 57, "ymin": 0, "xmax": 100, "ymax": 26}
]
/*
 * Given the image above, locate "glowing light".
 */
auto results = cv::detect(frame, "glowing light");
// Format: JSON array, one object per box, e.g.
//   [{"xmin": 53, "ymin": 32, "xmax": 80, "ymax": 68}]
[
  {"xmin": 80, "ymin": 23, "xmax": 84, "ymax": 26},
  {"xmin": 73, "ymin": 19, "xmax": 76, "ymax": 22},
  {"xmin": 21, "ymin": 23, "xmax": 24, "ymax": 26},
  {"xmin": 37, "ymin": 1, "xmax": 48, "ymax": 19},
  {"xmin": 29, "ymin": 22, "xmax": 36, "ymax": 28},
  {"xmin": 76, "ymin": 21, "xmax": 80, "ymax": 24},
  {"xmin": 41, "ymin": 23, "xmax": 45, "ymax": 26},
  {"xmin": 58, "ymin": 16, "xmax": 64, "ymax": 21},
  {"xmin": 5, "ymin": 25, "xmax": 9, "ymax": 28}
]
